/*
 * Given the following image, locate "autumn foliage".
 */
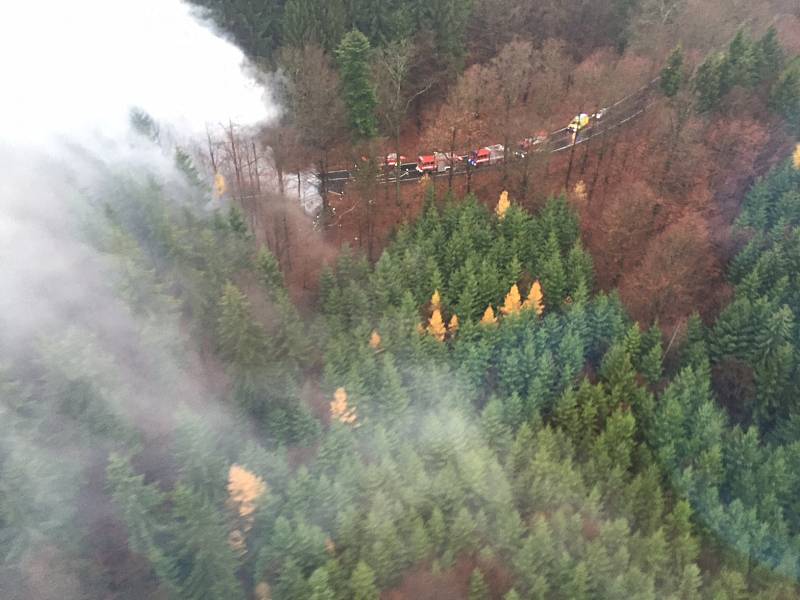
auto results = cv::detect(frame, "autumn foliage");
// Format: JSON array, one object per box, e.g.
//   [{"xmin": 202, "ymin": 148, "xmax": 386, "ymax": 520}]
[
  {"xmin": 431, "ymin": 289, "xmax": 441, "ymax": 310},
  {"xmin": 228, "ymin": 464, "xmax": 268, "ymax": 521},
  {"xmin": 427, "ymin": 308, "xmax": 447, "ymax": 342},
  {"xmin": 331, "ymin": 387, "xmax": 358, "ymax": 425},
  {"xmin": 480, "ymin": 305, "xmax": 497, "ymax": 325},
  {"xmin": 523, "ymin": 281, "xmax": 544, "ymax": 316},
  {"xmin": 495, "ymin": 191, "xmax": 510, "ymax": 219},
  {"xmin": 448, "ymin": 314, "xmax": 460, "ymax": 334},
  {"xmin": 500, "ymin": 284, "xmax": 522, "ymax": 315},
  {"xmin": 369, "ymin": 329, "xmax": 382, "ymax": 349},
  {"xmin": 227, "ymin": 464, "xmax": 268, "ymax": 555}
]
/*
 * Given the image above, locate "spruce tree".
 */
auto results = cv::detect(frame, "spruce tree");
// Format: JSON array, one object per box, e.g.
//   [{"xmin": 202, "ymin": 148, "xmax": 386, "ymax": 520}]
[
  {"xmin": 457, "ymin": 268, "xmax": 482, "ymax": 321},
  {"xmin": 755, "ymin": 27, "xmax": 784, "ymax": 82},
  {"xmin": 170, "ymin": 485, "xmax": 244, "ymax": 600},
  {"xmin": 217, "ymin": 282, "xmax": 266, "ymax": 369},
  {"xmin": 468, "ymin": 568, "xmax": 489, "ymax": 600},
  {"xmin": 106, "ymin": 454, "xmax": 172, "ymax": 575},
  {"xmin": 769, "ymin": 67, "xmax": 800, "ymax": 131},
  {"xmin": 309, "ymin": 566, "xmax": 336, "ymax": 600},
  {"xmin": 695, "ymin": 54, "xmax": 724, "ymax": 112},
  {"xmin": 336, "ymin": 29, "xmax": 378, "ymax": 139},
  {"xmin": 350, "ymin": 561, "xmax": 379, "ymax": 600},
  {"xmin": 257, "ymin": 246, "xmax": 285, "ymax": 299},
  {"xmin": 661, "ymin": 46, "xmax": 684, "ymax": 98},
  {"xmin": 726, "ymin": 30, "xmax": 754, "ymax": 88},
  {"xmin": 540, "ymin": 231, "xmax": 567, "ymax": 307}
]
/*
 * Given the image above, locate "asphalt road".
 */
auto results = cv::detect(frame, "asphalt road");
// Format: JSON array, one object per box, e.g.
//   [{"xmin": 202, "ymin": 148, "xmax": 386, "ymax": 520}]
[{"xmin": 320, "ymin": 77, "xmax": 659, "ymax": 193}]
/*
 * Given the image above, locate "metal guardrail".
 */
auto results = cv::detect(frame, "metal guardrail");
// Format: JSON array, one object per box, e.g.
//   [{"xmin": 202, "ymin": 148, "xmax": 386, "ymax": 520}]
[{"xmin": 319, "ymin": 78, "xmax": 660, "ymax": 188}]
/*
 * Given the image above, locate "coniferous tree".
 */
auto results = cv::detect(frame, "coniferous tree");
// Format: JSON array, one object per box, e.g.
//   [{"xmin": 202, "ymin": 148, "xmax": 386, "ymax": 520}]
[
  {"xmin": 770, "ymin": 67, "xmax": 800, "ymax": 131},
  {"xmin": 523, "ymin": 281, "xmax": 544, "ymax": 315},
  {"xmin": 661, "ymin": 45, "xmax": 685, "ymax": 98},
  {"xmin": 754, "ymin": 27, "xmax": 784, "ymax": 82},
  {"xmin": 501, "ymin": 284, "xmax": 522, "ymax": 316},
  {"xmin": 480, "ymin": 305, "xmax": 497, "ymax": 326},
  {"xmin": 106, "ymin": 454, "xmax": 174, "ymax": 582},
  {"xmin": 350, "ymin": 561, "xmax": 379, "ymax": 600},
  {"xmin": 282, "ymin": 0, "xmax": 318, "ymax": 48},
  {"xmin": 257, "ymin": 246, "xmax": 285, "ymax": 299},
  {"xmin": 228, "ymin": 206, "xmax": 249, "ymax": 237},
  {"xmin": 217, "ymin": 282, "xmax": 266, "ymax": 369},
  {"xmin": 726, "ymin": 30, "xmax": 755, "ymax": 88},
  {"xmin": 191, "ymin": 0, "xmax": 284, "ymax": 62},
  {"xmin": 336, "ymin": 29, "xmax": 378, "ymax": 139},
  {"xmin": 695, "ymin": 54, "xmax": 724, "ymax": 112},
  {"xmin": 457, "ymin": 268, "xmax": 482, "ymax": 320},
  {"xmin": 308, "ymin": 566, "xmax": 337, "ymax": 600},
  {"xmin": 275, "ymin": 558, "xmax": 312, "ymax": 600},
  {"xmin": 540, "ymin": 232, "xmax": 567, "ymax": 307},
  {"xmin": 427, "ymin": 308, "xmax": 447, "ymax": 342},
  {"xmin": 468, "ymin": 568, "xmax": 489, "ymax": 600},
  {"xmin": 170, "ymin": 485, "xmax": 245, "ymax": 600},
  {"xmin": 412, "ymin": 0, "xmax": 471, "ymax": 74}
]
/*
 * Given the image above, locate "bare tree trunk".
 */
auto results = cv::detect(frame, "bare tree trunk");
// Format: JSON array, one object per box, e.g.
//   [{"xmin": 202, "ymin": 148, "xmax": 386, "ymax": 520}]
[
  {"xmin": 603, "ymin": 132, "xmax": 620, "ymax": 189},
  {"xmin": 502, "ymin": 103, "xmax": 511, "ymax": 183},
  {"xmin": 565, "ymin": 134, "xmax": 579, "ymax": 190},
  {"xmin": 579, "ymin": 127, "xmax": 593, "ymax": 175},
  {"xmin": 228, "ymin": 121, "xmax": 244, "ymax": 195},
  {"xmin": 272, "ymin": 132, "xmax": 286, "ymax": 197},
  {"xmin": 227, "ymin": 121, "xmax": 252, "ymax": 228},
  {"xmin": 660, "ymin": 100, "xmax": 690, "ymax": 192},
  {"xmin": 318, "ymin": 153, "xmax": 329, "ymax": 219},
  {"xmin": 520, "ymin": 151, "xmax": 533, "ymax": 200},
  {"xmin": 394, "ymin": 125, "xmax": 402, "ymax": 207},
  {"xmin": 589, "ymin": 118, "xmax": 611, "ymax": 202},
  {"xmin": 282, "ymin": 210, "xmax": 292, "ymax": 272},
  {"xmin": 251, "ymin": 141, "xmax": 262, "ymax": 194},
  {"xmin": 297, "ymin": 171, "xmax": 302, "ymax": 201},
  {"xmin": 448, "ymin": 127, "xmax": 457, "ymax": 191},
  {"xmin": 206, "ymin": 127, "xmax": 218, "ymax": 173}
]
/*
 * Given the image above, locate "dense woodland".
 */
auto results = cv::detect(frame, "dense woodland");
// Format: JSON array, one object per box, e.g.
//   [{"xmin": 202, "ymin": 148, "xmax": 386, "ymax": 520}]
[
  {"xmin": 5, "ymin": 1, "xmax": 800, "ymax": 599},
  {"xmin": 192, "ymin": 0, "xmax": 800, "ymax": 321}
]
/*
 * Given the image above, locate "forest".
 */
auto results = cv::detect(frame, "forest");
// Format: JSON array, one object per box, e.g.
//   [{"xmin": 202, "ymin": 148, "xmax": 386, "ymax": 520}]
[{"xmin": 3, "ymin": 0, "xmax": 800, "ymax": 599}]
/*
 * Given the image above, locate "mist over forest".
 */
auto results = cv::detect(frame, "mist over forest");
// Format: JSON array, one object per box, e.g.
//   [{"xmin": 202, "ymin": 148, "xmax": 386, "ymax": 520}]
[{"xmin": 2, "ymin": 1, "xmax": 800, "ymax": 599}]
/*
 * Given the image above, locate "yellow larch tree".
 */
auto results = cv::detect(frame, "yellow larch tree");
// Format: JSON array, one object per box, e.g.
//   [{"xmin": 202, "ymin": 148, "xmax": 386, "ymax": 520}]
[
  {"xmin": 214, "ymin": 172, "xmax": 227, "ymax": 198},
  {"xmin": 331, "ymin": 387, "xmax": 358, "ymax": 425},
  {"xmin": 431, "ymin": 289, "xmax": 441, "ymax": 310},
  {"xmin": 229, "ymin": 530, "xmax": 247, "ymax": 557},
  {"xmin": 523, "ymin": 280, "xmax": 544, "ymax": 316},
  {"xmin": 480, "ymin": 305, "xmax": 497, "ymax": 325},
  {"xmin": 427, "ymin": 308, "xmax": 447, "ymax": 342},
  {"xmin": 228, "ymin": 464, "xmax": 268, "ymax": 523},
  {"xmin": 794, "ymin": 144, "xmax": 800, "ymax": 170},
  {"xmin": 496, "ymin": 190, "xmax": 510, "ymax": 219},
  {"xmin": 226, "ymin": 464, "xmax": 268, "ymax": 556},
  {"xmin": 325, "ymin": 538, "xmax": 336, "ymax": 555},
  {"xmin": 255, "ymin": 582, "xmax": 271, "ymax": 600},
  {"xmin": 501, "ymin": 284, "xmax": 522, "ymax": 315},
  {"xmin": 369, "ymin": 329, "xmax": 382, "ymax": 349},
  {"xmin": 448, "ymin": 314, "xmax": 459, "ymax": 335},
  {"xmin": 572, "ymin": 180, "xmax": 587, "ymax": 206}
]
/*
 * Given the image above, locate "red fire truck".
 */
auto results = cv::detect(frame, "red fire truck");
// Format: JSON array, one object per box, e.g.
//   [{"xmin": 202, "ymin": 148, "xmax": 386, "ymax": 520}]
[
  {"xmin": 416, "ymin": 152, "xmax": 461, "ymax": 173},
  {"xmin": 385, "ymin": 153, "xmax": 407, "ymax": 168},
  {"xmin": 467, "ymin": 144, "xmax": 505, "ymax": 168}
]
